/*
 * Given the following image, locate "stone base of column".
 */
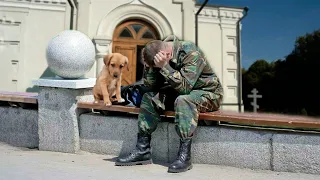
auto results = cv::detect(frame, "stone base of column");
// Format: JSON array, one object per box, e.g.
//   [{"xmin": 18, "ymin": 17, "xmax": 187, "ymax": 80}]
[{"xmin": 33, "ymin": 77, "xmax": 95, "ymax": 153}]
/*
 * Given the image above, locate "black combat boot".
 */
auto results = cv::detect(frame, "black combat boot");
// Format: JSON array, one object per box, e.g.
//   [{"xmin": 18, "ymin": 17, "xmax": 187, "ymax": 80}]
[
  {"xmin": 115, "ymin": 133, "xmax": 152, "ymax": 166},
  {"xmin": 168, "ymin": 126, "xmax": 193, "ymax": 173}
]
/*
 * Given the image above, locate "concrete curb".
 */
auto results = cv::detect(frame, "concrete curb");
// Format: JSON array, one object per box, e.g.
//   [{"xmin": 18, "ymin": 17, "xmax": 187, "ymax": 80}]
[{"xmin": 79, "ymin": 113, "xmax": 320, "ymax": 175}]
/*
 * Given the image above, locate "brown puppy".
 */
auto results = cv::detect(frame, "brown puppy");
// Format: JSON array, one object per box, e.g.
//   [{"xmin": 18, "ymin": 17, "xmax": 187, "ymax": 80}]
[{"xmin": 93, "ymin": 53, "xmax": 129, "ymax": 106}]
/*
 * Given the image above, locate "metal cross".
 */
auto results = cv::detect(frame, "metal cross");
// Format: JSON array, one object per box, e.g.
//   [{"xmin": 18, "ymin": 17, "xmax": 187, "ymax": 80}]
[{"xmin": 247, "ymin": 88, "xmax": 262, "ymax": 113}]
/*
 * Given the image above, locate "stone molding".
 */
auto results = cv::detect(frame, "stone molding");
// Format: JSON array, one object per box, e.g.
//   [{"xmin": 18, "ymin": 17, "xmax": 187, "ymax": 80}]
[
  {"xmin": 92, "ymin": 36, "xmax": 112, "ymax": 76},
  {"xmin": 93, "ymin": 36, "xmax": 111, "ymax": 56},
  {"xmin": 1, "ymin": 0, "xmax": 66, "ymax": 4},
  {"xmin": 0, "ymin": 0, "xmax": 67, "ymax": 11},
  {"xmin": 194, "ymin": 6, "xmax": 244, "ymax": 25},
  {"xmin": 96, "ymin": 1, "xmax": 173, "ymax": 39}
]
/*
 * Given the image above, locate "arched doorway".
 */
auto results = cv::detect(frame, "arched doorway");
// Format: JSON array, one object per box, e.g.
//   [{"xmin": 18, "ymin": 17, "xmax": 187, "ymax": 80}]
[{"xmin": 112, "ymin": 20, "xmax": 160, "ymax": 86}]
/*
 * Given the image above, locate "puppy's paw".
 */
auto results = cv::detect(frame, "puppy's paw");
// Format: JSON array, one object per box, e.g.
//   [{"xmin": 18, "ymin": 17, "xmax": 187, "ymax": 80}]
[
  {"xmin": 94, "ymin": 100, "xmax": 99, "ymax": 104},
  {"xmin": 104, "ymin": 101, "xmax": 112, "ymax": 106},
  {"xmin": 117, "ymin": 98, "xmax": 125, "ymax": 103}
]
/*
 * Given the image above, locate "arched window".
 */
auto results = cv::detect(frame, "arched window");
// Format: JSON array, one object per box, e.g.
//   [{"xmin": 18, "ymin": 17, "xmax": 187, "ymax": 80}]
[{"xmin": 114, "ymin": 20, "xmax": 159, "ymax": 42}]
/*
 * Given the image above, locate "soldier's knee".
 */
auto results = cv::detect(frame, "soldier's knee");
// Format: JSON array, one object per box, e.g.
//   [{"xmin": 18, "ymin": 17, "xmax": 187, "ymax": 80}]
[
  {"xmin": 140, "ymin": 92, "xmax": 156, "ymax": 108},
  {"xmin": 174, "ymin": 95, "xmax": 191, "ymax": 106}
]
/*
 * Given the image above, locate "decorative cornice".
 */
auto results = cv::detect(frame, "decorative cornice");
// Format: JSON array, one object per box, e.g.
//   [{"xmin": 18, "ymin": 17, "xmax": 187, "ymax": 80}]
[
  {"xmin": 93, "ymin": 36, "xmax": 112, "ymax": 54},
  {"xmin": 0, "ymin": 0, "xmax": 67, "ymax": 11},
  {"xmin": 93, "ymin": 36, "xmax": 112, "ymax": 46},
  {"xmin": 96, "ymin": 2, "xmax": 173, "ymax": 39},
  {"xmin": 195, "ymin": 7, "xmax": 219, "ymax": 18},
  {"xmin": 194, "ymin": 6, "xmax": 244, "ymax": 24},
  {"xmin": 2, "ymin": 0, "xmax": 66, "ymax": 4}
]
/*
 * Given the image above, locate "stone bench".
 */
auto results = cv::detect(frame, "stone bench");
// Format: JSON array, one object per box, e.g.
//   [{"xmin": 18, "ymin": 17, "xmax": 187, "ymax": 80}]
[
  {"xmin": 0, "ymin": 91, "xmax": 38, "ymax": 108},
  {"xmin": 77, "ymin": 101, "xmax": 320, "ymax": 175},
  {"xmin": 77, "ymin": 101, "xmax": 320, "ymax": 130},
  {"xmin": 0, "ymin": 91, "xmax": 38, "ymax": 104},
  {"xmin": 0, "ymin": 91, "xmax": 39, "ymax": 148}
]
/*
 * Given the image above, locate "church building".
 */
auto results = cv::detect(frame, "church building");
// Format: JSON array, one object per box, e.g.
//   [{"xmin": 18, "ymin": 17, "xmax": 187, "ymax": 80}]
[{"xmin": 0, "ymin": 0, "xmax": 247, "ymax": 111}]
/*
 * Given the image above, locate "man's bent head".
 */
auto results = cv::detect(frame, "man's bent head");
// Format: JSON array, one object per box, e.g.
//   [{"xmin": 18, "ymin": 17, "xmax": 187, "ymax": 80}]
[{"xmin": 142, "ymin": 40, "xmax": 165, "ymax": 67}]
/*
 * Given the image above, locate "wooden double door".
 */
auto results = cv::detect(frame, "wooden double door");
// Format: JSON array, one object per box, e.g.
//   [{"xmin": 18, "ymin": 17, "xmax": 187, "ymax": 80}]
[{"xmin": 112, "ymin": 20, "xmax": 160, "ymax": 86}]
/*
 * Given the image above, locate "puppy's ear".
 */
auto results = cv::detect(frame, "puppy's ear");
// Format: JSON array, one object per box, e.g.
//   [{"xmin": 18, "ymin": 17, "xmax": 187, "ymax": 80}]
[
  {"xmin": 124, "ymin": 57, "xmax": 129, "ymax": 71},
  {"xmin": 104, "ymin": 53, "xmax": 113, "ymax": 65}
]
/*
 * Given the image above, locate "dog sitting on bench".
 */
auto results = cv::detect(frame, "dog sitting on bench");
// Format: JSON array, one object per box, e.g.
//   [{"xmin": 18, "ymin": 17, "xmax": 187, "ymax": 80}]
[{"xmin": 93, "ymin": 53, "xmax": 129, "ymax": 106}]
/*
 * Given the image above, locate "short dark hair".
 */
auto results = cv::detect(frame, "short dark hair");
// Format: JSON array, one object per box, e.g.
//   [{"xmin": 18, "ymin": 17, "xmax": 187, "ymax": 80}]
[{"xmin": 141, "ymin": 40, "xmax": 165, "ymax": 66}]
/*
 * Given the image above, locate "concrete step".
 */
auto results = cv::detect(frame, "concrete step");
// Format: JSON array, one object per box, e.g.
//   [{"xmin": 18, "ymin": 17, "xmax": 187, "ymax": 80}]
[{"xmin": 1, "ymin": 142, "xmax": 319, "ymax": 180}]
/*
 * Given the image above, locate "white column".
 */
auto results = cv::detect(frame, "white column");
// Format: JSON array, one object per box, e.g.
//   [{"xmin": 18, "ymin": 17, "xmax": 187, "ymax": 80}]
[
  {"xmin": 173, "ymin": 0, "xmax": 195, "ymax": 41},
  {"xmin": 183, "ymin": 0, "xmax": 195, "ymax": 42},
  {"xmin": 93, "ymin": 37, "xmax": 112, "ymax": 77},
  {"xmin": 219, "ymin": 9, "xmax": 242, "ymax": 112}
]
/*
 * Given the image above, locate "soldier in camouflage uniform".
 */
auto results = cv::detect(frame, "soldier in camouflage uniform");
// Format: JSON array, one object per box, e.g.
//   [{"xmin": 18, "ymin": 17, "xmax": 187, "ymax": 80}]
[{"xmin": 115, "ymin": 35, "xmax": 224, "ymax": 173}]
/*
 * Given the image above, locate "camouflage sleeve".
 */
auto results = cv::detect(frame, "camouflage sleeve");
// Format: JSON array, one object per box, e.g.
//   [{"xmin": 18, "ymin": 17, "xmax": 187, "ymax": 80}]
[
  {"xmin": 143, "ymin": 66, "xmax": 164, "ymax": 90},
  {"xmin": 159, "ymin": 51, "xmax": 206, "ymax": 95}
]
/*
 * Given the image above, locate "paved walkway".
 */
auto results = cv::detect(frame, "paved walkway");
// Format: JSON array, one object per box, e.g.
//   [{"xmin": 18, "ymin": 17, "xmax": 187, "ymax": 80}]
[{"xmin": 1, "ymin": 143, "xmax": 319, "ymax": 180}]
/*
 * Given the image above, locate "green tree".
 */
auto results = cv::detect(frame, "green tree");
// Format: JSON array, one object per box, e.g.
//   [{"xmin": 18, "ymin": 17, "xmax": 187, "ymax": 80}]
[
  {"xmin": 242, "ymin": 29, "xmax": 320, "ymax": 117},
  {"xmin": 287, "ymin": 29, "xmax": 320, "ymax": 116}
]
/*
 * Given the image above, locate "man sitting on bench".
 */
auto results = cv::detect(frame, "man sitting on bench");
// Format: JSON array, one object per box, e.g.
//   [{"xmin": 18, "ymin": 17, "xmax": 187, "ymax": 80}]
[{"xmin": 115, "ymin": 35, "xmax": 224, "ymax": 173}]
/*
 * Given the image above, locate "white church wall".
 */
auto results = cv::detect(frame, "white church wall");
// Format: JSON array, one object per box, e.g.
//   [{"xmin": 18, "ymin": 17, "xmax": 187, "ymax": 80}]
[
  {"xmin": 196, "ymin": 6, "xmax": 244, "ymax": 111},
  {"xmin": 0, "ymin": 0, "xmax": 245, "ymax": 112},
  {"xmin": 77, "ymin": 0, "xmax": 245, "ymax": 111},
  {"xmin": 23, "ymin": 8, "xmax": 67, "ymax": 92},
  {"xmin": 143, "ymin": 0, "xmax": 185, "ymax": 39},
  {"xmin": 0, "ymin": 0, "xmax": 69, "ymax": 92},
  {"xmin": 86, "ymin": 0, "xmax": 130, "ymax": 38},
  {"xmin": 198, "ymin": 22, "xmax": 222, "ymax": 80}
]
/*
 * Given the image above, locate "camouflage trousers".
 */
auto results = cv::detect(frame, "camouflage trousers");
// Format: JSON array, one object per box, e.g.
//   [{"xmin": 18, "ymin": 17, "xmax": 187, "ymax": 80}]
[{"xmin": 138, "ymin": 90, "xmax": 222, "ymax": 139}]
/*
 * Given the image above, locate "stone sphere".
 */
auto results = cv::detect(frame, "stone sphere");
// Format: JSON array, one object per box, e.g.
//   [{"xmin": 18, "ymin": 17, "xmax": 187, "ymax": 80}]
[{"xmin": 46, "ymin": 30, "xmax": 96, "ymax": 79}]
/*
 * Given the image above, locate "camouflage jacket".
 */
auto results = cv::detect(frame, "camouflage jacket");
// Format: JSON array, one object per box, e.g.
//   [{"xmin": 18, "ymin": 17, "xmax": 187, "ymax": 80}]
[{"xmin": 143, "ymin": 35, "xmax": 224, "ymax": 98}]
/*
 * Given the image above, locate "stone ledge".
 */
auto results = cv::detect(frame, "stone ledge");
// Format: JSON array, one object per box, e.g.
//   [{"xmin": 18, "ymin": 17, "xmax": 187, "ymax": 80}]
[
  {"xmin": 0, "ymin": 106, "xmax": 39, "ymax": 148},
  {"xmin": 79, "ymin": 113, "xmax": 320, "ymax": 175},
  {"xmin": 32, "ymin": 77, "xmax": 96, "ymax": 89},
  {"xmin": 273, "ymin": 133, "xmax": 320, "ymax": 174}
]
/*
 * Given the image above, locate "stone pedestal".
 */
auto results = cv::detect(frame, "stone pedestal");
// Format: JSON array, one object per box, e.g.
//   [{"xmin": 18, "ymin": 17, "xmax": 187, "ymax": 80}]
[{"xmin": 33, "ymin": 77, "xmax": 95, "ymax": 153}]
